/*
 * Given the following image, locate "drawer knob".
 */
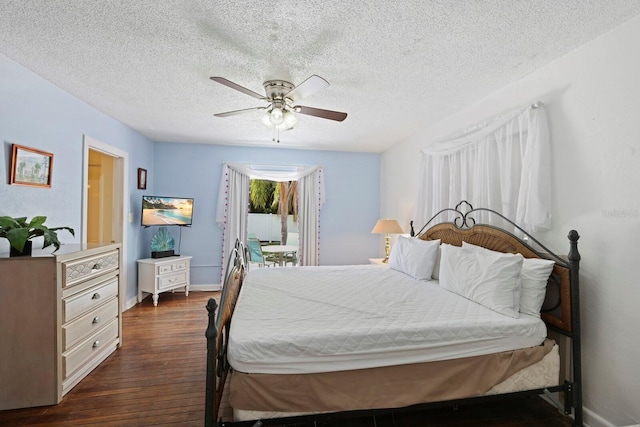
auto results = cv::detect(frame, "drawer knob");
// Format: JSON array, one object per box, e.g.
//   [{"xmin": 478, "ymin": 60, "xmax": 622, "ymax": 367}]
[
  {"xmin": 93, "ymin": 340, "xmax": 101, "ymax": 348},
  {"xmin": 92, "ymin": 316, "xmax": 100, "ymax": 324},
  {"xmin": 92, "ymin": 293, "xmax": 101, "ymax": 300},
  {"xmin": 92, "ymin": 263, "xmax": 102, "ymax": 270}
]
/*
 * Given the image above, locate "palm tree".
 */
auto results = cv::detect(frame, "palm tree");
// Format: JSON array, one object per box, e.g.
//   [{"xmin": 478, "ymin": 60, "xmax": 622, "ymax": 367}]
[
  {"xmin": 33, "ymin": 163, "xmax": 41, "ymax": 180},
  {"xmin": 249, "ymin": 180, "xmax": 274, "ymax": 212},
  {"xmin": 249, "ymin": 179, "xmax": 298, "ymax": 244},
  {"xmin": 272, "ymin": 181, "xmax": 298, "ymax": 244}
]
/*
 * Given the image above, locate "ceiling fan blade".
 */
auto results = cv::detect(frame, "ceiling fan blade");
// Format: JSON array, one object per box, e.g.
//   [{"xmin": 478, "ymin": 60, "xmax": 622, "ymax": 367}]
[
  {"xmin": 295, "ymin": 105, "xmax": 347, "ymax": 122},
  {"xmin": 285, "ymin": 75, "xmax": 329, "ymax": 102},
  {"xmin": 210, "ymin": 77, "xmax": 266, "ymax": 100},
  {"xmin": 214, "ymin": 107, "xmax": 264, "ymax": 118}
]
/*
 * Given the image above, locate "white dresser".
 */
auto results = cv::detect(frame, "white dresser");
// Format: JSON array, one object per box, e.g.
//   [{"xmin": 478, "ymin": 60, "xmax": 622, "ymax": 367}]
[
  {"xmin": 137, "ymin": 255, "xmax": 191, "ymax": 306},
  {"xmin": 0, "ymin": 243, "xmax": 122, "ymax": 410}
]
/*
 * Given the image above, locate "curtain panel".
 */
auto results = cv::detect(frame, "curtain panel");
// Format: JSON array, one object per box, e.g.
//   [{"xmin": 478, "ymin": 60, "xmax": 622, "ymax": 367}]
[
  {"xmin": 216, "ymin": 162, "xmax": 325, "ymax": 281},
  {"xmin": 297, "ymin": 168, "xmax": 325, "ymax": 266},
  {"xmin": 216, "ymin": 164, "xmax": 250, "ymax": 283},
  {"xmin": 415, "ymin": 105, "xmax": 551, "ymax": 233}
]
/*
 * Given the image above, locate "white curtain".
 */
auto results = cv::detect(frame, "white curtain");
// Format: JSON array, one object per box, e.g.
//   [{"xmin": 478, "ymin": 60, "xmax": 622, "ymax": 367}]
[
  {"xmin": 297, "ymin": 168, "xmax": 325, "ymax": 266},
  {"xmin": 415, "ymin": 105, "xmax": 551, "ymax": 233},
  {"xmin": 216, "ymin": 162, "xmax": 325, "ymax": 280},
  {"xmin": 216, "ymin": 164, "xmax": 250, "ymax": 283}
]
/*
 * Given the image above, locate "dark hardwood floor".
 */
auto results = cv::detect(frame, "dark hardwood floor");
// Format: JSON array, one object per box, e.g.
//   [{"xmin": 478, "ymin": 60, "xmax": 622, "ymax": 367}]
[{"xmin": 0, "ymin": 291, "xmax": 573, "ymax": 426}]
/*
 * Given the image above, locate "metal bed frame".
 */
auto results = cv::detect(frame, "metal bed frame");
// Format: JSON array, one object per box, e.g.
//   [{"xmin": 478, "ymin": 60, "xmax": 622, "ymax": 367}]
[{"xmin": 205, "ymin": 201, "xmax": 582, "ymax": 426}]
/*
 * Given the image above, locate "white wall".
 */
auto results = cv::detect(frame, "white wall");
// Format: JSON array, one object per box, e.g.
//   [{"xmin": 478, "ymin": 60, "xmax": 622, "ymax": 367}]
[{"xmin": 381, "ymin": 16, "xmax": 640, "ymax": 427}]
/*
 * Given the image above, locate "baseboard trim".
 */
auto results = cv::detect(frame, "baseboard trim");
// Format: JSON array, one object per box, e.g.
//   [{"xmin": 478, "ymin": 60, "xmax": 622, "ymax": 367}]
[
  {"xmin": 124, "ymin": 296, "xmax": 138, "ymax": 312},
  {"xmin": 582, "ymin": 405, "xmax": 636, "ymax": 427},
  {"xmin": 189, "ymin": 284, "xmax": 222, "ymax": 292},
  {"xmin": 125, "ymin": 285, "xmax": 221, "ymax": 311}
]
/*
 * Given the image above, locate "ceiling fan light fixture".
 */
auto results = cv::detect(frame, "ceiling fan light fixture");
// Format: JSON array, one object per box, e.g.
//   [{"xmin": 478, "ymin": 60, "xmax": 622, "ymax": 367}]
[
  {"xmin": 261, "ymin": 111, "xmax": 272, "ymax": 128},
  {"xmin": 270, "ymin": 107, "xmax": 284, "ymax": 125},
  {"xmin": 210, "ymin": 74, "xmax": 347, "ymax": 138},
  {"xmin": 281, "ymin": 110, "xmax": 297, "ymax": 130}
]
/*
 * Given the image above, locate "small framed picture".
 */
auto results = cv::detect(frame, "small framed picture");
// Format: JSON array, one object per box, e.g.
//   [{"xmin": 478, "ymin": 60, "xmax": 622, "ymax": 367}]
[
  {"xmin": 10, "ymin": 144, "xmax": 54, "ymax": 188},
  {"xmin": 138, "ymin": 168, "xmax": 147, "ymax": 190}
]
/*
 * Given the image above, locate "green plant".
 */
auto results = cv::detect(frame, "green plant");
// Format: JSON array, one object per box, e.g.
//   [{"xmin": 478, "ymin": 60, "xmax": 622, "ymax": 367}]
[{"xmin": 0, "ymin": 216, "xmax": 75, "ymax": 253}]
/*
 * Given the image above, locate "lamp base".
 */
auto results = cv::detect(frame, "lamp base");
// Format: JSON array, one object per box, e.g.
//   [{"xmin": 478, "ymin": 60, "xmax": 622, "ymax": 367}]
[{"xmin": 384, "ymin": 234, "xmax": 391, "ymax": 263}]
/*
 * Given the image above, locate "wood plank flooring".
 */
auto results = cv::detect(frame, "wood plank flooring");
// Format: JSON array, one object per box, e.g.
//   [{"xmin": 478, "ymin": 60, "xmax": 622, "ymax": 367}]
[{"xmin": 0, "ymin": 291, "xmax": 573, "ymax": 426}]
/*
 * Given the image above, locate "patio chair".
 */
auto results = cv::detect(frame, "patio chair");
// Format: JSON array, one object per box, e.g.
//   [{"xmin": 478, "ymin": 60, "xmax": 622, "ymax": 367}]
[{"xmin": 246, "ymin": 237, "xmax": 276, "ymax": 268}]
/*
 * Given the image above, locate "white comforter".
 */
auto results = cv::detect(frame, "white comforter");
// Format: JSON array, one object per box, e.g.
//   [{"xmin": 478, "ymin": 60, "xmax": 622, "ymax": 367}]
[{"xmin": 228, "ymin": 265, "xmax": 546, "ymax": 374}]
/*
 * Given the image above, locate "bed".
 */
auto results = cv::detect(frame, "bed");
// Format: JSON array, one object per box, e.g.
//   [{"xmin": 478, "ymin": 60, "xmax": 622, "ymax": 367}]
[{"xmin": 205, "ymin": 201, "xmax": 583, "ymax": 426}]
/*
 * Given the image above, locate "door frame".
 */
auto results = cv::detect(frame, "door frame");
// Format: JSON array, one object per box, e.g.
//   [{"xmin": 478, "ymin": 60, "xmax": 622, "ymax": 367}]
[{"xmin": 82, "ymin": 135, "xmax": 129, "ymax": 313}]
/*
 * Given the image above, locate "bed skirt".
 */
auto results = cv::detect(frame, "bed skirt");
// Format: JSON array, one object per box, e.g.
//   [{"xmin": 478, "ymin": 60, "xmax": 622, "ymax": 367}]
[{"xmin": 230, "ymin": 339, "xmax": 558, "ymax": 421}]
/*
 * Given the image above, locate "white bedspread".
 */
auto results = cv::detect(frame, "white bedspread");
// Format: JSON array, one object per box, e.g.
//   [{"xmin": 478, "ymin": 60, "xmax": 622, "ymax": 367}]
[{"xmin": 228, "ymin": 265, "xmax": 546, "ymax": 374}]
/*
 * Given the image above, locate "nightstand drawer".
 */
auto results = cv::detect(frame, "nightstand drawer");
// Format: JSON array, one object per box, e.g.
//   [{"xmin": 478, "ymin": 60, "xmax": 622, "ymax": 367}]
[
  {"xmin": 63, "ymin": 318, "xmax": 118, "ymax": 378},
  {"xmin": 158, "ymin": 264, "xmax": 173, "ymax": 274},
  {"xmin": 156, "ymin": 259, "xmax": 188, "ymax": 275},
  {"xmin": 63, "ymin": 278, "xmax": 118, "ymax": 322},
  {"xmin": 158, "ymin": 271, "xmax": 187, "ymax": 290},
  {"xmin": 63, "ymin": 250, "xmax": 119, "ymax": 287},
  {"xmin": 63, "ymin": 298, "xmax": 118, "ymax": 350}
]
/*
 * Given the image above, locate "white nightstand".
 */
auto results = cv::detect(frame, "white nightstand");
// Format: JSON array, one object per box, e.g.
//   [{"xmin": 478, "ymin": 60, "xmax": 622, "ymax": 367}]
[
  {"xmin": 369, "ymin": 258, "xmax": 387, "ymax": 265},
  {"xmin": 137, "ymin": 256, "xmax": 192, "ymax": 306}
]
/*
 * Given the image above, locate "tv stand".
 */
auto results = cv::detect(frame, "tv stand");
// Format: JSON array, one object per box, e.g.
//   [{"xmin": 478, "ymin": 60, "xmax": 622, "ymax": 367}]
[{"xmin": 137, "ymin": 256, "xmax": 192, "ymax": 306}]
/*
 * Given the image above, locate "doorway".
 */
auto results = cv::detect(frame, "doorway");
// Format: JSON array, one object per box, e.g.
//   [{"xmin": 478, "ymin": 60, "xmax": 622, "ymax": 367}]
[
  {"xmin": 87, "ymin": 150, "xmax": 115, "ymax": 243},
  {"xmin": 82, "ymin": 135, "xmax": 129, "ymax": 311}
]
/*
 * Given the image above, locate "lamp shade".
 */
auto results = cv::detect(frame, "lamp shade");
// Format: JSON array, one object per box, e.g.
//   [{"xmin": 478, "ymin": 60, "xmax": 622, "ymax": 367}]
[{"xmin": 371, "ymin": 219, "xmax": 403, "ymax": 234}]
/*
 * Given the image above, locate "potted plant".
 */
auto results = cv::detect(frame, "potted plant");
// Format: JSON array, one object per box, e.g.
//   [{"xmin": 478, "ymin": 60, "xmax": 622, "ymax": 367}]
[{"xmin": 0, "ymin": 216, "xmax": 75, "ymax": 256}]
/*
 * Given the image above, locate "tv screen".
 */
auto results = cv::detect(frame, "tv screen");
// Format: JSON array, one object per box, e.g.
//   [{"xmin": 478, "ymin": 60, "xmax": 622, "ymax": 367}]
[{"xmin": 141, "ymin": 196, "xmax": 194, "ymax": 226}]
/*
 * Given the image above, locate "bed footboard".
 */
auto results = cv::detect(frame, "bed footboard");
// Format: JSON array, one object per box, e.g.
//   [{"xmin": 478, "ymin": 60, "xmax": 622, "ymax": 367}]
[{"xmin": 205, "ymin": 240, "xmax": 246, "ymax": 427}]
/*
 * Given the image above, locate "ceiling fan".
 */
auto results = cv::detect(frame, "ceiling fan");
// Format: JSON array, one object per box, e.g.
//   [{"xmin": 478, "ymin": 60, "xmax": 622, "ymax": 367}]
[{"xmin": 210, "ymin": 74, "xmax": 347, "ymax": 142}]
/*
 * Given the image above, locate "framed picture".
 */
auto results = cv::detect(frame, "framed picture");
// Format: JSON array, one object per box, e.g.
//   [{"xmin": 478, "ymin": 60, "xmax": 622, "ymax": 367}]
[
  {"xmin": 10, "ymin": 144, "xmax": 54, "ymax": 188},
  {"xmin": 138, "ymin": 168, "xmax": 147, "ymax": 190}
]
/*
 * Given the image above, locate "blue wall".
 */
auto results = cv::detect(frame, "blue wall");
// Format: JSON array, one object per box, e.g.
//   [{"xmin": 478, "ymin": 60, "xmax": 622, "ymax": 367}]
[
  {"xmin": 1, "ymin": 53, "xmax": 382, "ymax": 300},
  {"xmin": 151, "ymin": 143, "xmax": 381, "ymax": 285},
  {"xmin": 0, "ymin": 54, "xmax": 155, "ymax": 302}
]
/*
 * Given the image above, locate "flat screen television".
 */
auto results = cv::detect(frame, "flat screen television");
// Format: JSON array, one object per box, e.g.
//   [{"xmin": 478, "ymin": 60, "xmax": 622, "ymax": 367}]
[{"xmin": 141, "ymin": 196, "xmax": 194, "ymax": 226}]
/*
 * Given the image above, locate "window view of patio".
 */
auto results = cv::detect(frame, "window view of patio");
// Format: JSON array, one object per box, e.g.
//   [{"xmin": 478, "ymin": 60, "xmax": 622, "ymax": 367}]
[{"xmin": 248, "ymin": 179, "xmax": 299, "ymax": 267}]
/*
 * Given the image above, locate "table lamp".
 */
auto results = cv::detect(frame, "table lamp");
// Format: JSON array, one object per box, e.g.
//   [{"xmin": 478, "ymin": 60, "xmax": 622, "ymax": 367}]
[{"xmin": 371, "ymin": 219, "xmax": 403, "ymax": 263}]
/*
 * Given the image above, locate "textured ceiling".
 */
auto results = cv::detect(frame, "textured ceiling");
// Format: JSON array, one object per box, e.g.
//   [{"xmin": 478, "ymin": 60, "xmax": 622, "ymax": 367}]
[{"xmin": 2, "ymin": 1, "xmax": 640, "ymax": 153}]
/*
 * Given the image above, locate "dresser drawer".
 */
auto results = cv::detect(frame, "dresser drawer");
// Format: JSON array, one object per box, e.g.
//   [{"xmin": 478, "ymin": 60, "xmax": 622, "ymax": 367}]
[
  {"xmin": 63, "ymin": 250, "xmax": 119, "ymax": 287},
  {"xmin": 63, "ymin": 297, "xmax": 118, "ymax": 350},
  {"xmin": 63, "ymin": 318, "xmax": 119, "ymax": 379},
  {"xmin": 158, "ymin": 271, "xmax": 187, "ymax": 290},
  {"xmin": 63, "ymin": 278, "xmax": 118, "ymax": 322}
]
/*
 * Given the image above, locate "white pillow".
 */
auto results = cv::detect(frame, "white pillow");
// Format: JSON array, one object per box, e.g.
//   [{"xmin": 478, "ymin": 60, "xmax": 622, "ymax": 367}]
[
  {"xmin": 388, "ymin": 236, "xmax": 440, "ymax": 281},
  {"xmin": 431, "ymin": 246, "xmax": 442, "ymax": 280},
  {"xmin": 439, "ymin": 243, "xmax": 524, "ymax": 318},
  {"xmin": 461, "ymin": 242, "xmax": 554, "ymax": 317},
  {"xmin": 519, "ymin": 258, "xmax": 555, "ymax": 317}
]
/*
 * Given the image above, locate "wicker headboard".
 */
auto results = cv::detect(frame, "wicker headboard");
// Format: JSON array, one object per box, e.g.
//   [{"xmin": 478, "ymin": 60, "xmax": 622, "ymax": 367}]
[{"xmin": 415, "ymin": 202, "xmax": 580, "ymax": 337}]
